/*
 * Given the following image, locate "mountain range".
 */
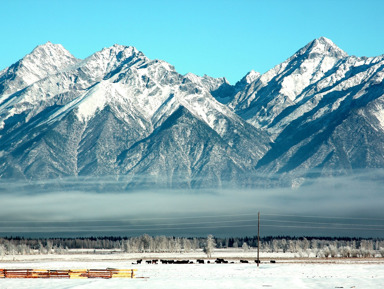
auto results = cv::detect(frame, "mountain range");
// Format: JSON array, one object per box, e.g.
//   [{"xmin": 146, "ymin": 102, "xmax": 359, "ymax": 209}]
[{"xmin": 0, "ymin": 37, "xmax": 383, "ymax": 189}]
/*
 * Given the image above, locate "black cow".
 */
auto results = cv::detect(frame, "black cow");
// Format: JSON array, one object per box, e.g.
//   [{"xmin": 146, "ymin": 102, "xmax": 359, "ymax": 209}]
[
  {"xmin": 175, "ymin": 260, "xmax": 189, "ymax": 264},
  {"xmin": 197, "ymin": 259, "xmax": 204, "ymax": 264},
  {"xmin": 161, "ymin": 260, "xmax": 175, "ymax": 264}
]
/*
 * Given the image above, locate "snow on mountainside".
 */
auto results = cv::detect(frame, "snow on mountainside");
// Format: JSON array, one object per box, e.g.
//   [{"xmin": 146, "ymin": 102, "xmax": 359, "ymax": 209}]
[
  {"xmin": 223, "ymin": 37, "xmax": 384, "ymax": 185},
  {"xmin": 0, "ymin": 37, "xmax": 383, "ymax": 188},
  {"xmin": 0, "ymin": 42, "xmax": 270, "ymax": 188},
  {"xmin": 234, "ymin": 70, "xmax": 261, "ymax": 90},
  {"xmin": 184, "ymin": 73, "xmax": 228, "ymax": 92},
  {"xmin": 0, "ymin": 42, "xmax": 79, "ymax": 98},
  {"xmin": 227, "ymin": 37, "xmax": 349, "ymax": 132}
]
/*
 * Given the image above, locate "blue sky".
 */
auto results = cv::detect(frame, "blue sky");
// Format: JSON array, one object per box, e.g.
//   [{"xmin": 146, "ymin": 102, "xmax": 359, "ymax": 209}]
[{"xmin": 1, "ymin": 0, "xmax": 383, "ymax": 84}]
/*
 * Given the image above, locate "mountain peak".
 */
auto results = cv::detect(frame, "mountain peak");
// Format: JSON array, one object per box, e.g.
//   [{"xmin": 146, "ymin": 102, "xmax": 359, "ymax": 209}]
[
  {"xmin": 242, "ymin": 70, "xmax": 260, "ymax": 84},
  {"xmin": 298, "ymin": 37, "xmax": 348, "ymax": 59},
  {"xmin": 235, "ymin": 70, "xmax": 261, "ymax": 89},
  {"xmin": 86, "ymin": 44, "xmax": 144, "ymax": 66},
  {"xmin": 30, "ymin": 41, "xmax": 76, "ymax": 60},
  {"xmin": 0, "ymin": 42, "xmax": 79, "ymax": 95},
  {"xmin": 184, "ymin": 73, "xmax": 229, "ymax": 93},
  {"xmin": 25, "ymin": 41, "xmax": 79, "ymax": 70},
  {"xmin": 316, "ymin": 36, "xmax": 334, "ymax": 45},
  {"xmin": 102, "ymin": 43, "xmax": 138, "ymax": 53}
]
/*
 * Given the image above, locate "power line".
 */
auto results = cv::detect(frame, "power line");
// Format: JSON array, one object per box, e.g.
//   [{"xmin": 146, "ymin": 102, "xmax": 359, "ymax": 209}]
[
  {"xmin": 1, "ymin": 222, "xmax": 384, "ymax": 233},
  {"xmin": 1, "ymin": 217, "xmax": 383, "ymax": 230},
  {"xmin": 0, "ymin": 224, "xmax": 261, "ymax": 233},
  {"xmin": 0, "ymin": 214, "xmax": 257, "ymax": 223},
  {"xmin": 0, "ymin": 213, "xmax": 261, "ymax": 223},
  {"xmin": 261, "ymin": 224, "xmax": 384, "ymax": 231},
  {"xmin": 0, "ymin": 219, "xmax": 257, "ymax": 229},
  {"xmin": 1, "ymin": 212, "xmax": 384, "ymax": 234},
  {"xmin": 263, "ymin": 213, "xmax": 384, "ymax": 222},
  {"xmin": 1, "ymin": 212, "xmax": 384, "ymax": 223},
  {"xmin": 262, "ymin": 218, "xmax": 384, "ymax": 228}
]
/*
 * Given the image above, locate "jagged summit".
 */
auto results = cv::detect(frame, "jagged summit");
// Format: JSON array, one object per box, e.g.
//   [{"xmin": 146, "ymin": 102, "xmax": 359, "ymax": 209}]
[
  {"xmin": 243, "ymin": 37, "xmax": 350, "ymax": 104},
  {"xmin": 27, "ymin": 41, "xmax": 79, "ymax": 70},
  {"xmin": 235, "ymin": 70, "xmax": 260, "ymax": 87},
  {"xmin": 296, "ymin": 36, "xmax": 348, "ymax": 59},
  {"xmin": 81, "ymin": 44, "xmax": 144, "ymax": 65},
  {"xmin": 98, "ymin": 44, "xmax": 140, "ymax": 56},
  {"xmin": 243, "ymin": 70, "xmax": 260, "ymax": 83},
  {"xmin": 0, "ymin": 41, "xmax": 79, "ymax": 96},
  {"xmin": 317, "ymin": 36, "xmax": 334, "ymax": 44},
  {"xmin": 31, "ymin": 41, "xmax": 74, "ymax": 56},
  {"xmin": 184, "ymin": 72, "xmax": 229, "ymax": 92}
]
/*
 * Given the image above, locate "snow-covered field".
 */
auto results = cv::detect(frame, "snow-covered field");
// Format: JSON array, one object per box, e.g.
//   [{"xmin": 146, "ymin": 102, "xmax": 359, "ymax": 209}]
[{"xmin": 1, "ymin": 252, "xmax": 383, "ymax": 288}]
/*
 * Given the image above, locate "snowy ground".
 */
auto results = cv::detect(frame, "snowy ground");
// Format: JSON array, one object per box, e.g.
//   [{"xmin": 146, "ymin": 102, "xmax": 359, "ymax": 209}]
[{"xmin": 1, "ymin": 252, "xmax": 383, "ymax": 288}]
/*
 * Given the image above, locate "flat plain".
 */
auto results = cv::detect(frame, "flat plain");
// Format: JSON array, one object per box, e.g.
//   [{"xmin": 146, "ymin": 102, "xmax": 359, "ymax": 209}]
[{"xmin": 1, "ymin": 250, "xmax": 383, "ymax": 288}]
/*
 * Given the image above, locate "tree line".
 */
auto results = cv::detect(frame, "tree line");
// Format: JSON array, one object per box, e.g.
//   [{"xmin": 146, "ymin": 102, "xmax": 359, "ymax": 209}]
[{"xmin": 1, "ymin": 235, "xmax": 384, "ymax": 258}]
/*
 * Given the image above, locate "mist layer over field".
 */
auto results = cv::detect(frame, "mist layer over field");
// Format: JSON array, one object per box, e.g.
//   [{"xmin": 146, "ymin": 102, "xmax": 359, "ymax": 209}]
[{"xmin": 1, "ymin": 170, "xmax": 383, "ymax": 238}]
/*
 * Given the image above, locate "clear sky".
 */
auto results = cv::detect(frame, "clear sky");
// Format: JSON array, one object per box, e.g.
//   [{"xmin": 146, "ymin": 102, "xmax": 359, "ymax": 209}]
[{"xmin": 1, "ymin": 0, "xmax": 383, "ymax": 84}]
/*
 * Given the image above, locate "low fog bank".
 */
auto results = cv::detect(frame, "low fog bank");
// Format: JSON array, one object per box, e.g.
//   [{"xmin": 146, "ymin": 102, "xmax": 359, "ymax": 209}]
[{"xmin": 1, "ymin": 170, "xmax": 383, "ymax": 238}]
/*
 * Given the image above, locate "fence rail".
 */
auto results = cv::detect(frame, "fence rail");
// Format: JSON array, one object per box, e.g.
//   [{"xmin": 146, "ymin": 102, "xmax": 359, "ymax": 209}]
[{"xmin": 0, "ymin": 268, "xmax": 136, "ymax": 279}]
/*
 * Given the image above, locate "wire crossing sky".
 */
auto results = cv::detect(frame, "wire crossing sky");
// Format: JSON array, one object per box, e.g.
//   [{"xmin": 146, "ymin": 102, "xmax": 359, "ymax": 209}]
[
  {"xmin": 1, "ymin": 0, "xmax": 384, "ymax": 84},
  {"xmin": 1, "ymin": 212, "xmax": 384, "ymax": 236}
]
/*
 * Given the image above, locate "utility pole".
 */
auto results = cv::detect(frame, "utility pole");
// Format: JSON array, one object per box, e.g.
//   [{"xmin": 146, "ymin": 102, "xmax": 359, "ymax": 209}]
[{"xmin": 257, "ymin": 211, "xmax": 260, "ymax": 267}]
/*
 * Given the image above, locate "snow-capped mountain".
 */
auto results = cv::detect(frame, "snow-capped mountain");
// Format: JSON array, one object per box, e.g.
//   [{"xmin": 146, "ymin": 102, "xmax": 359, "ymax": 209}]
[
  {"xmin": 0, "ymin": 42, "xmax": 79, "ymax": 97},
  {"xmin": 221, "ymin": 37, "xmax": 384, "ymax": 185},
  {"xmin": 0, "ymin": 37, "xmax": 383, "ymax": 188},
  {"xmin": 0, "ymin": 42, "xmax": 270, "ymax": 188},
  {"xmin": 227, "ymin": 37, "xmax": 349, "ymax": 132}
]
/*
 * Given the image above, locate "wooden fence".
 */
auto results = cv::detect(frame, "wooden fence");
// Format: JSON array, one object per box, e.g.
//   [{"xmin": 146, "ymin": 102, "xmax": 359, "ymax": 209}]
[{"xmin": 0, "ymin": 268, "xmax": 136, "ymax": 279}]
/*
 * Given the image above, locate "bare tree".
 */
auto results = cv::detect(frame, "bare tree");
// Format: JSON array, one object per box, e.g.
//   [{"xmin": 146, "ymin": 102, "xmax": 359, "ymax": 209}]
[
  {"xmin": 340, "ymin": 246, "xmax": 351, "ymax": 258},
  {"xmin": 139, "ymin": 234, "xmax": 153, "ymax": 253},
  {"xmin": 280, "ymin": 239, "xmax": 287, "ymax": 253},
  {"xmin": 183, "ymin": 238, "xmax": 192, "ymax": 253},
  {"xmin": 379, "ymin": 247, "xmax": 384, "ymax": 258},
  {"xmin": 46, "ymin": 240, "xmax": 53, "ymax": 254},
  {"xmin": 204, "ymin": 235, "xmax": 215, "ymax": 258},
  {"xmin": 0, "ymin": 244, "xmax": 6, "ymax": 256}
]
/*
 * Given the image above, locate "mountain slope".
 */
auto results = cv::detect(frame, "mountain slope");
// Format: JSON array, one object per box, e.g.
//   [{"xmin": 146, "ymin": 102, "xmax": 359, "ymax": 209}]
[
  {"xmin": 0, "ymin": 38, "xmax": 383, "ymax": 188},
  {"xmin": 0, "ymin": 42, "xmax": 79, "ymax": 97},
  {"xmin": 224, "ymin": 37, "xmax": 384, "ymax": 185},
  {"xmin": 0, "ymin": 42, "xmax": 270, "ymax": 188}
]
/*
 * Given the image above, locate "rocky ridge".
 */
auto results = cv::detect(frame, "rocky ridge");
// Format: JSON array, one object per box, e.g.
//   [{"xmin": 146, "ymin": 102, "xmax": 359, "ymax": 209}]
[{"xmin": 0, "ymin": 37, "xmax": 383, "ymax": 189}]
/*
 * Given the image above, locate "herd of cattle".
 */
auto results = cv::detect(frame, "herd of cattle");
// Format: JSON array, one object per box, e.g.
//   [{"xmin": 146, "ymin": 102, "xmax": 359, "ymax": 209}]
[{"xmin": 133, "ymin": 258, "xmax": 266, "ymax": 265}]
